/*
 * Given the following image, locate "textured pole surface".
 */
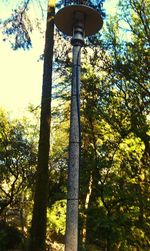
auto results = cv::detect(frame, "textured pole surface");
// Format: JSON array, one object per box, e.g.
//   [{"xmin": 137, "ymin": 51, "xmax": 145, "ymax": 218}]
[
  {"xmin": 65, "ymin": 43, "xmax": 81, "ymax": 251},
  {"xmin": 54, "ymin": 6, "xmax": 103, "ymax": 251}
]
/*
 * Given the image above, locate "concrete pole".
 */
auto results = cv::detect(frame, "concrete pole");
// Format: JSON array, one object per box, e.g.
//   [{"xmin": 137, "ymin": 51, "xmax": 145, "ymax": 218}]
[{"xmin": 65, "ymin": 13, "xmax": 84, "ymax": 251}]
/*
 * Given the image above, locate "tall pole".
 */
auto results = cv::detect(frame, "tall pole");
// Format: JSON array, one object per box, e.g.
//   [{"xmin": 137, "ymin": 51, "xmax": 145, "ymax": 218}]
[
  {"xmin": 54, "ymin": 5, "xmax": 103, "ymax": 251},
  {"xmin": 65, "ymin": 13, "xmax": 84, "ymax": 251}
]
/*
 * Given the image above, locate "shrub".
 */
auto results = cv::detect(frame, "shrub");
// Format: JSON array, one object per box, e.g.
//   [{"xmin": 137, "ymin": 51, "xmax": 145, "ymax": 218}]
[{"xmin": 0, "ymin": 221, "xmax": 23, "ymax": 251}]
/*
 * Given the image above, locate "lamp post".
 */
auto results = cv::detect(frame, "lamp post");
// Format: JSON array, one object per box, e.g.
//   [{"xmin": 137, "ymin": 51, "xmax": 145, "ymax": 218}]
[{"xmin": 55, "ymin": 2, "xmax": 103, "ymax": 251}]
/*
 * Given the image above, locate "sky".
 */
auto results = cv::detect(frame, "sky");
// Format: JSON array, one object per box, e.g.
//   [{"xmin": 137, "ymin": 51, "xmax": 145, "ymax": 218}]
[{"xmin": 0, "ymin": 0, "xmax": 118, "ymax": 118}]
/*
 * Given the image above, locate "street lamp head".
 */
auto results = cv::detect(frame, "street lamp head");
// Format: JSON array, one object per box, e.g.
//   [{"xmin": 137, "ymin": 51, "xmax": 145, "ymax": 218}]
[{"xmin": 55, "ymin": 1, "xmax": 103, "ymax": 37}]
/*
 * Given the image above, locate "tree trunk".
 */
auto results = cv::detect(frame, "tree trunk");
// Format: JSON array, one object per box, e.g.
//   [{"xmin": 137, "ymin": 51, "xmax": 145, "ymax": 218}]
[
  {"xmin": 28, "ymin": 1, "xmax": 55, "ymax": 251},
  {"xmin": 82, "ymin": 174, "xmax": 93, "ymax": 246}
]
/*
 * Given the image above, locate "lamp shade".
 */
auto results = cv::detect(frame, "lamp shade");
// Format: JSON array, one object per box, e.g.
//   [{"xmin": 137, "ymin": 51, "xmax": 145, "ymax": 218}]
[{"xmin": 55, "ymin": 5, "xmax": 103, "ymax": 36}]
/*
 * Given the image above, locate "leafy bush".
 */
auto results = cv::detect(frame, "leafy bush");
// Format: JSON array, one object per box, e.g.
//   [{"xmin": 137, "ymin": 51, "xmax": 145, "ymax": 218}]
[
  {"xmin": 0, "ymin": 221, "xmax": 23, "ymax": 251},
  {"xmin": 47, "ymin": 200, "xmax": 66, "ymax": 241}
]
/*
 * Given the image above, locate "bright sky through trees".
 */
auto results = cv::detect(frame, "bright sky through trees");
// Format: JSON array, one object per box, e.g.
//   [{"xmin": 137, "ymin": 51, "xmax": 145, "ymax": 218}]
[
  {"xmin": 0, "ymin": 0, "xmax": 118, "ymax": 117},
  {"xmin": 0, "ymin": 41, "xmax": 43, "ymax": 115}
]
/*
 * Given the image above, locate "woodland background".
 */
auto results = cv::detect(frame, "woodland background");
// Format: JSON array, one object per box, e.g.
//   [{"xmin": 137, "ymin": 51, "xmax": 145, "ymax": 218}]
[{"xmin": 0, "ymin": 0, "xmax": 149, "ymax": 250}]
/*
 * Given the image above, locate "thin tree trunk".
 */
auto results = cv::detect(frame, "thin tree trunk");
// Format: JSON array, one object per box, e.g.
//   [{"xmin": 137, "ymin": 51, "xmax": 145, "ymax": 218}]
[
  {"xmin": 82, "ymin": 174, "xmax": 93, "ymax": 245},
  {"xmin": 28, "ymin": 1, "xmax": 55, "ymax": 251}
]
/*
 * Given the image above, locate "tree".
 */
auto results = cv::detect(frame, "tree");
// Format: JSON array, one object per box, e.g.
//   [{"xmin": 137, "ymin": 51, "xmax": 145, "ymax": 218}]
[
  {"xmin": 1, "ymin": 0, "xmax": 56, "ymax": 249},
  {"xmin": 0, "ymin": 109, "xmax": 37, "ymax": 217},
  {"xmin": 78, "ymin": 0, "xmax": 150, "ymax": 249},
  {"xmin": 28, "ymin": 1, "xmax": 56, "ymax": 250},
  {"xmin": 1, "ymin": 0, "xmax": 32, "ymax": 50}
]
